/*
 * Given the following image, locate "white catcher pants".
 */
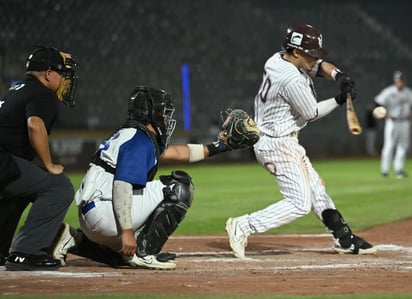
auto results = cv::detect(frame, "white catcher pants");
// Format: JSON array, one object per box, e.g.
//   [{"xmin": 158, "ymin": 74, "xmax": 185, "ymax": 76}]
[
  {"xmin": 75, "ymin": 164, "xmax": 165, "ymax": 252},
  {"xmin": 236, "ymin": 135, "xmax": 335, "ymax": 236}
]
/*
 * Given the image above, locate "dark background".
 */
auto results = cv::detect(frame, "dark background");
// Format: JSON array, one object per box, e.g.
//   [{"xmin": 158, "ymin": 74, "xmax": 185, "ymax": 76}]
[{"xmin": 1, "ymin": 0, "xmax": 410, "ymax": 168}]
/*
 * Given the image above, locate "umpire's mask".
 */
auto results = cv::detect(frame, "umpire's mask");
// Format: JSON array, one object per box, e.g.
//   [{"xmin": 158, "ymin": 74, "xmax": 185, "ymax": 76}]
[{"xmin": 26, "ymin": 46, "xmax": 79, "ymax": 107}]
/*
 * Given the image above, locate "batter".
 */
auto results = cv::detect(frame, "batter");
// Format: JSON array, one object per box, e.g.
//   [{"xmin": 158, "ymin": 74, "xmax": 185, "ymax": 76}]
[
  {"xmin": 375, "ymin": 71, "xmax": 412, "ymax": 178},
  {"xmin": 226, "ymin": 24, "xmax": 377, "ymax": 258}
]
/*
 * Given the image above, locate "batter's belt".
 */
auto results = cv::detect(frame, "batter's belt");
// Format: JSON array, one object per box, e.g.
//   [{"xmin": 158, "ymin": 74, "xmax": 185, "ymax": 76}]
[{"xmin": 260, "ymin": 131, "xmax": 298, "ymax": 138}]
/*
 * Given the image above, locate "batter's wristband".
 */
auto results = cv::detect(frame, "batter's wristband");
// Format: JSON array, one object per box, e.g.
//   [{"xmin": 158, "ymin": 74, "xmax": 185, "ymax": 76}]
[
  {"xmin": 206, "ymin": 142, "xmax": 228, "ymax": 157},
  {"xmin": 333, "ymin": 69, "xmax": 344, "ymax": 81}
]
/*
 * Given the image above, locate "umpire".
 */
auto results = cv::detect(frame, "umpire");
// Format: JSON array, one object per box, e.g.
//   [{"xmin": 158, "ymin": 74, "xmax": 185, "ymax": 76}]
[{"xmin": 0, "ymin": 46, "xmax": 78, "ymax": 270}]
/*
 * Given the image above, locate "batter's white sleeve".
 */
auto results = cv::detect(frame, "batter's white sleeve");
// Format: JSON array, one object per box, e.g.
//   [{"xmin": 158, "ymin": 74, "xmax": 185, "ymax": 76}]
[{"xmin": 315, "ymin": 98, "xmax": 339, "ymax": 120}]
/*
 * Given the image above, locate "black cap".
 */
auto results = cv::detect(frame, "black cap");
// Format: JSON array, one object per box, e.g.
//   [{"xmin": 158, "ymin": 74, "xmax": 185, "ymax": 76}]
[{"xmin": 25, "ymin": 46, "xmax": 65, "ymax": 72}]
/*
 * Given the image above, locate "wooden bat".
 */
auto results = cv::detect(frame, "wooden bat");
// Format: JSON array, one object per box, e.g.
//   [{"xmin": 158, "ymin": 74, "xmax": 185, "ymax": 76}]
[{"xmin": 346, "ymin": 93, "xmax": 362, "ymax": 135}]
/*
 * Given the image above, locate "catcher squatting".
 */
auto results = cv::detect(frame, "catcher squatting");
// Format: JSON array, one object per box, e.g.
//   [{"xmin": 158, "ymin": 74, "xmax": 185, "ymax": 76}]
[{"xmin": 48, "ymin": 87, "xmax": 260, "ymax": 270}]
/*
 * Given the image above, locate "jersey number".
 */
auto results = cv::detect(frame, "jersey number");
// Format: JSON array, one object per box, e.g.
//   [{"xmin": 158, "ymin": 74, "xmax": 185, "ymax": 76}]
[{"xmin": 258, "ymin": 75, "xmax": 271, "ymax": 103}]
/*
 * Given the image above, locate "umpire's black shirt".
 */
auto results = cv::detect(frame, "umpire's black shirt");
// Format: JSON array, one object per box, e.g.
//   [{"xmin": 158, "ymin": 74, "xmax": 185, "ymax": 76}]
[{"xmin": 0, "ymin": 75, "xmax": 59, "ymax": 161}]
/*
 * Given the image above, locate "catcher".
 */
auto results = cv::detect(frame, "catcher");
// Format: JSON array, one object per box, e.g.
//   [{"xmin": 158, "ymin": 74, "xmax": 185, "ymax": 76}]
[{"xmin": 50, "ymin": 86, "xmax": 260, "ymax": 270}]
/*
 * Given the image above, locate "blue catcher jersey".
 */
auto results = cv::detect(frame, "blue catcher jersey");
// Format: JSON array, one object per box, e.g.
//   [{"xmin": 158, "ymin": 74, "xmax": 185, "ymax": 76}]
[{"xmin": 97, "ymin": 128, "xmax": 164, "ymax": 187}]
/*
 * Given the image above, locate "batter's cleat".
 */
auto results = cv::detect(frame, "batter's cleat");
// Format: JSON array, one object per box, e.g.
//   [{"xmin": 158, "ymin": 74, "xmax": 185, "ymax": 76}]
[
  {"xmin": 124, "ymin": 254, "xmax": 176, "ymax": 270},
  {"xmin": 5, "ymin": 253, "xmax": 61, "ymax": 271},
  {"xmin": 52, "ymin": 223, "xmax": 76, "ymax": 266},
  {"xmin": 225, "ymin": 217, "xmax": 248, "ymax": 259},
  {"xmin": 333, "ymin": 235, "xmax": 377, "ymax": 255}
]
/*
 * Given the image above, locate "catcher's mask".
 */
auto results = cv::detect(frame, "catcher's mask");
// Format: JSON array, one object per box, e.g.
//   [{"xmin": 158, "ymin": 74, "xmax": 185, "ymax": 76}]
[
  {"xmin": 128, "ymin": 86, "xmax": 176, "ymax": 147},
  {"xmin": 26, "ymin": 46, "xmax": 79, "ymax": 107}
]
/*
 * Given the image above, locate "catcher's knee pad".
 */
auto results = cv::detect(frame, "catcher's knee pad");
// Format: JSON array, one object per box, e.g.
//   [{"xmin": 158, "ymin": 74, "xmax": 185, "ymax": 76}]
[
  {"xmin": 137, "ymin": 170, "xmax": 194, "ymax": 256},
  {"xmin": 322, "ymin": 209, "xmax": 353, "ymax": 247},
  {"xmin": 159, "ymin": 170, "xmax": 194, "ymax": 210}
]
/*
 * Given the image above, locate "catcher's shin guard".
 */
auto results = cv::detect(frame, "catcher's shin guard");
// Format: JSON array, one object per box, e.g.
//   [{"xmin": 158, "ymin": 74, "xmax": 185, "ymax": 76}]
[{"xmin": 136, "ymin": 170, "xmax": 194, "ymax": 257}]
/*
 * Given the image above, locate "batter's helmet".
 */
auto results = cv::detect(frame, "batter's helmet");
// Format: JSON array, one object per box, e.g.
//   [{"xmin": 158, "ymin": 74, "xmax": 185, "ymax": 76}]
[
  {"xmin": 127, "ymin": 86, "xmax": 176, "ymax": 147},
  {"xmin": 283, "ymin": 24, "xmax": 327, "ymax": 58}
]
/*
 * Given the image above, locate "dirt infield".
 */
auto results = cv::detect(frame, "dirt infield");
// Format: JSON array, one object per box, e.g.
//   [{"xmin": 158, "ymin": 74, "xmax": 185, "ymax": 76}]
[{"xmin": 1, "ymin": 218, "xmax": 412, "ymax": 297}]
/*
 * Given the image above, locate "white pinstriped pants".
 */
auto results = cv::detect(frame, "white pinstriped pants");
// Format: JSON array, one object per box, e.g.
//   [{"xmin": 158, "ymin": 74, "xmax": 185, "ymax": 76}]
[{"xmin": 236, "ymin": 135, "xmax": 335, "ymax": 236}]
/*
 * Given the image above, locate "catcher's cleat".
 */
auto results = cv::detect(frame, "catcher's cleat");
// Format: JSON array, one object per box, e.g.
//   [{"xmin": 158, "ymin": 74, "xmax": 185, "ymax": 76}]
[
  {"xmin": 124, "ymin": 254, "xmax": 176, "ymax": 270},
  {"xmin": 333, "ymin": 235, "xmax": 377, "ymax": 255},
  {"xmin": 156, "ymin": 252, "xmax": 176, "ymax": 262},
  {"xmin": 225, "ymin": 217, "xmax": 248, "ymax": 259},
  {"xmin": 52, "ymin": 223, "xmax": 76, "ymax": 266}
]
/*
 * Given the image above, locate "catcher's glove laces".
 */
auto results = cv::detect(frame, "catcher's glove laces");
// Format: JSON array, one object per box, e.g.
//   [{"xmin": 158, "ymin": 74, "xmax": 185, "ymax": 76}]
[
  {"xmin": 219, "ymin": 108, "xmax": 260, "ymax": 150},
  {"xmin": 206, "ymin": 108, "xmax": 260, "ymax": 157}
]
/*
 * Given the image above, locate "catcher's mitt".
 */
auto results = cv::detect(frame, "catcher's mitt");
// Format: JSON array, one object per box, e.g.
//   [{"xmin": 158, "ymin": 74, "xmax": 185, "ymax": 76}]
[{"xmin": 219, "ymin": 109, "xmax": 260, "ymax": 150}]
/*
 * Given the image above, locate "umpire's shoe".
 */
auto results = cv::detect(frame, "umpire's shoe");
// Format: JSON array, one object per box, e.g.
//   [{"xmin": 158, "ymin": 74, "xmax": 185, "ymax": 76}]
[
  {"xmin": 0, "ymin": 255, "xmax": 7, "ymax": 266},
  {"xmin": 226, "ymin": 217, "xmax": 248, "ymax": 258},
  {"xmin": 5, "ymin": 253, "xmax": 61, "ymax": 271},
  {"xmin": 124, "ymin": 254, "xmax": 176, "ymax": 270},
  {"xmin": 333, "ymin": 235, "xmax": 377, "ymax": 255}
]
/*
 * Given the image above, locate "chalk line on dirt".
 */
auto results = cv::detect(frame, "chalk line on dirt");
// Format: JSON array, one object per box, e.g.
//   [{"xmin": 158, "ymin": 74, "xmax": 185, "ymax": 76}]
[
  {"xmin": 175, "ymin": 243, "xmax": 412, "ymax": 257},
  {"xmin": 170, "ymin": 234, "xmax": 331, "ymax": 239},
  {"xmin": 0, "ymin": 269, "xmax": 122, "ymax": 278}
]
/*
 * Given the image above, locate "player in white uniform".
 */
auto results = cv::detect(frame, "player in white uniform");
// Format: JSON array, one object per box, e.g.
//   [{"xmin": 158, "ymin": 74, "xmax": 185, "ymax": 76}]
[
  {"xmin": 225, "ymin": 24, "xmax": 377, "ymax": 258},
  {"xmin": 51, "ymin": 86, "xmax": 230, "ymax": 269},
  {"xmin": 375, "ymin": 71, "xmax": 412, "ymax": 178}
]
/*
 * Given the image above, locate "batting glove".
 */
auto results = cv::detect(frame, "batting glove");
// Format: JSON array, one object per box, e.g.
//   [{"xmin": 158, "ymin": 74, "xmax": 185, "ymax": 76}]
[
  {"xmin": 335, "ymin": 72, "xmax": 357, "ymax": 101},
  {"xmin": 334, "ymin": 92, "xmax": 348, "ymax": 105}
]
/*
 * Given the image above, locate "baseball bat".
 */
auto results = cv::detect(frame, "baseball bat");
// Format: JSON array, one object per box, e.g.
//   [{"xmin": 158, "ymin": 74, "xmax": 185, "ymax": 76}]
[{"xmin": 346, "ymin": 93, "xmax": 362, "ymax": 135}]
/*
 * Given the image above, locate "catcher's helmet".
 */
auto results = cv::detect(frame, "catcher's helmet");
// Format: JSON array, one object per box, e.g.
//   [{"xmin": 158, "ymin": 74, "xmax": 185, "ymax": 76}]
[
  {"xmin": 127, "ymin": 86, "xmax": 176, "ymax": 147},
  {"xmin": 283, "ymin": 24, "xmax": 327, "ymax": 58},
  {"xmin": 26, "ymin": 46, "xmax": 78, "ymax": 107}
]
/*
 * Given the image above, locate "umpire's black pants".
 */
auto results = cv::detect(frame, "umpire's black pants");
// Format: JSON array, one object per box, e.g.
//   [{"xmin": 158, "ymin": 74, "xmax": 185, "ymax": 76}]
[{"xmin": 0, "ymin": 155, "xmax": 74, "ymax": 256}]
